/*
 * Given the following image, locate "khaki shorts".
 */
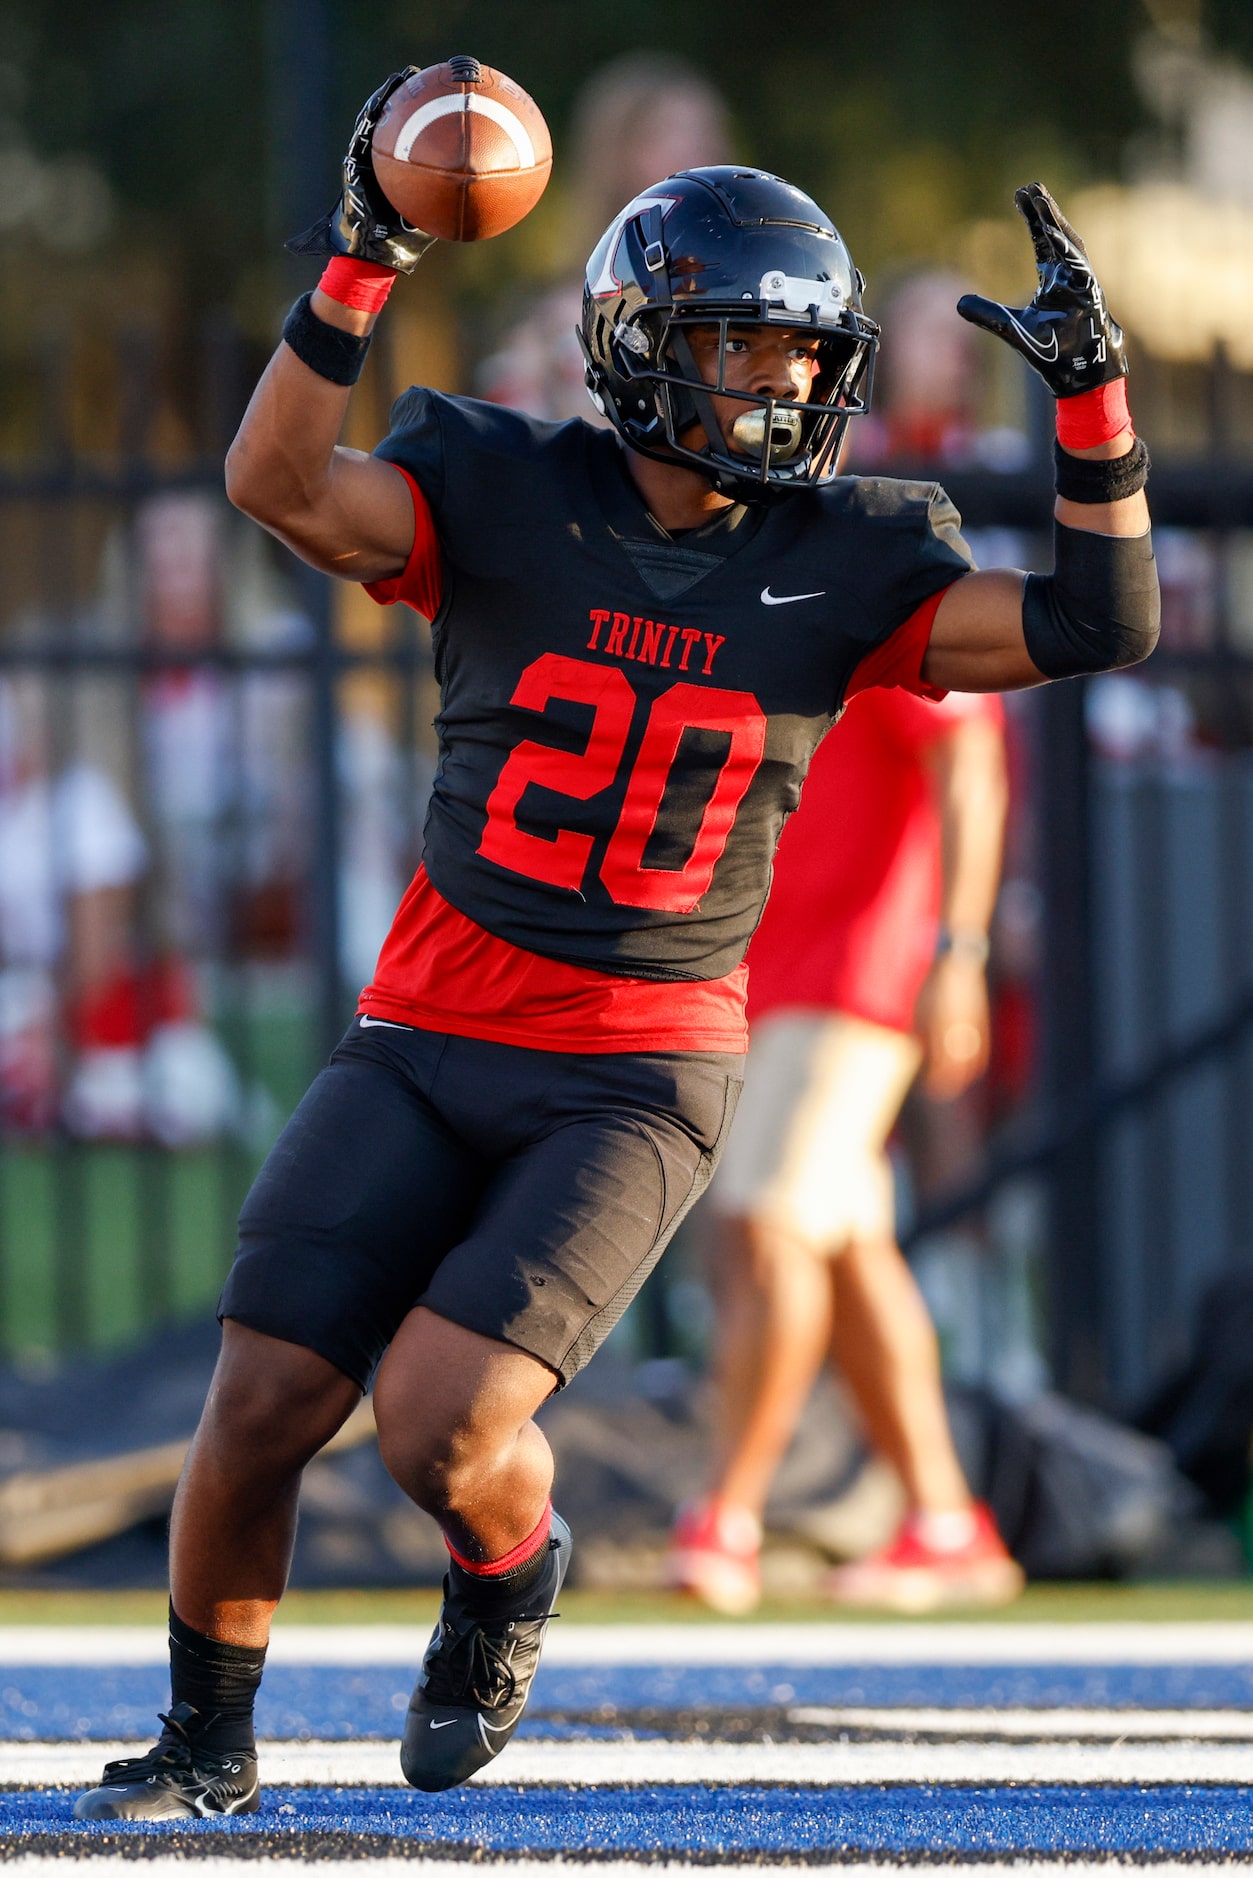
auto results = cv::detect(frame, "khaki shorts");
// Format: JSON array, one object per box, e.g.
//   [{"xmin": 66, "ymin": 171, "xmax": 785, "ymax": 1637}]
[{"xmin": 710, "ymin": 1011, "xmax": 922, "ymax": 1253}]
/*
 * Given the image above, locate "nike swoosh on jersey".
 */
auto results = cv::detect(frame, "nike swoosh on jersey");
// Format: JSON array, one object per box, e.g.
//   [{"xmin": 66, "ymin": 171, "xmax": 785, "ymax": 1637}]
[
  {"xmin": 1003, "ymin": 311, "xmax": 1061, "ymax": 362},
  {"xmin": 761, "ymin": 587, "xmax": 826, "ymax": 606},
  {"xmin": 359, "ymin": 1015, "xmax": 412, "ymax": 1031}
]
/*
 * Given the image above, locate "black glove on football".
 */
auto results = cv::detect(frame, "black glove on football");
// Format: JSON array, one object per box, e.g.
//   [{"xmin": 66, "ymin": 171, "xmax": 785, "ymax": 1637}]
[
  {"xmin": 956, "ymin": 183, "xmax": 1126, "ymax": 399},
  {"xmin": 286, "ymin": 68, "xmax": 436, "ymax": 273}
]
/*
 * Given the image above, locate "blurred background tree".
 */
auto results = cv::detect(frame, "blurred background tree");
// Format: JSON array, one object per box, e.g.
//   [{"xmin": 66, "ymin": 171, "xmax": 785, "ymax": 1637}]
[{"xmin": 0, "ymin": 0, "xmax": 1250, "ymax": 335}]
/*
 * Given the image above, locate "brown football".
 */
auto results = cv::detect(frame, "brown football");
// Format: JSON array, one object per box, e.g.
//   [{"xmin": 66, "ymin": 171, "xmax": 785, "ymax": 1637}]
[{"xmin": 371, "ymin": 57, "xmax": 552, "ymax": 242}]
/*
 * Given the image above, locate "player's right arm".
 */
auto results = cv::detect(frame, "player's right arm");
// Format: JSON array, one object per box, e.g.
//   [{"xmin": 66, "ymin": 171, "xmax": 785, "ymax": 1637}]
[
  {"xmin": 225, "ymin": 296, "xmax": 414, "ymax": 585},
  {"xmin": 225, "ymin": 70, "xmax": 433, "ymax": 585}
]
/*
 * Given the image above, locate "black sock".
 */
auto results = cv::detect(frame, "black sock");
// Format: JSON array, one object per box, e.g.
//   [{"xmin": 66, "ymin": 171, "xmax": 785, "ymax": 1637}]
[
  {"xmin": 168, "ymin": 1605, "xmax": 266, "ymax": 1755},
  {"xmin": 448, "ymin": 1532, "xmax": 552, "ymax": 1615}
]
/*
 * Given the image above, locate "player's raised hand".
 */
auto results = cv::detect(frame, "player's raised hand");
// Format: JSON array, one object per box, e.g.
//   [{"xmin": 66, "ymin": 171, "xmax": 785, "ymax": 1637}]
[
  {"xmin": 956, "ymin": 183, "xmax": 1126, "ymax": 399},
  {"xmin": 286, "ymin": 69, "xmax": 436, "ymax": 272}
]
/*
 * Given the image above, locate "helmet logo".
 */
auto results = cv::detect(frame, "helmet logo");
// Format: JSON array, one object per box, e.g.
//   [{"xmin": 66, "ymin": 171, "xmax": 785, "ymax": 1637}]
[
  {"xmin": 588, "ymin": 194, "xmax": 679, "ymax": 298},
  {"xmin": 759, "ymin": 271, "xmax": 846, "ymax": 323}
]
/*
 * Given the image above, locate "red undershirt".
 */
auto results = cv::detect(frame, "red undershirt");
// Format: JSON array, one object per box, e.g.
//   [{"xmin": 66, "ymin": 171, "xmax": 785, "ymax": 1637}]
[{"xmin": 360, "ymin": 463, "xmax": 955, "ymax": 1055}]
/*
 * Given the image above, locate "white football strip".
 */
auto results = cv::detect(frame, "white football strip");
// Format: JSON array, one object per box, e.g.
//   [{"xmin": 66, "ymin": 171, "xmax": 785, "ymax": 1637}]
[
  {"xmin": 392, "ymin": 94, "xmax": 536, "ymax": 170},
  {"xmin": 7, "ymin": 1621, "xmax": 1253, "ymax": 1665},
  {"xmin": 4, "ymin": 1867, "xmax": 1228, "ymax": 1878},
  {"xmin": 789, "ymin": 1703, "xmax": 1253, "ymax": 1738},
  {"xmin": 12, "ymin": 1734, "xmax": 1253, "ymax": 1788}
]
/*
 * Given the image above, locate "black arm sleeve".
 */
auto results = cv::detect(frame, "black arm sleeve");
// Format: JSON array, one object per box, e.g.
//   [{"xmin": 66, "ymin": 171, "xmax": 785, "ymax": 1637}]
[{"xmin": 1021, "ymin": 521, "xmax": 1160, "ymax": 680}]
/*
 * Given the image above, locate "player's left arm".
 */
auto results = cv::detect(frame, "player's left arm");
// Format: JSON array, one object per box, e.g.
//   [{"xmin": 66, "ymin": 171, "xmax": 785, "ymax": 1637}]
[{"xmin": 919, "ymin": 183, "xmax": 1159, "ymax": 695}]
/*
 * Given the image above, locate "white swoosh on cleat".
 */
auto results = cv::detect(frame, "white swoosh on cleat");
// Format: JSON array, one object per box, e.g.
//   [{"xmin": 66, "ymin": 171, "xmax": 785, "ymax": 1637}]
[
  {"xmin": 761, "ymin": 587, "xmax": 825, "ymax": 606},
  {"xmin": 429, "ymin": 1718, "xmax": 458, "ymax": 1729}
]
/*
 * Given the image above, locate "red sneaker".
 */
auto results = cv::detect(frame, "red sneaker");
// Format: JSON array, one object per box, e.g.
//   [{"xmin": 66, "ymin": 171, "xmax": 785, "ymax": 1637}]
[
  {"xmin": 668, "ymin": 1499, "xmax": 762, "ymax": 1615},
  {"xmin": 823, "ymin": 1502, "xmax": 1023, "ymax": 1613}
]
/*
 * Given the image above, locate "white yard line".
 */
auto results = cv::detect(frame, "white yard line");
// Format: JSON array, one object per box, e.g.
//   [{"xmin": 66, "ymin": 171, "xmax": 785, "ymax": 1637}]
[
  {"xmin": 535, "ymin": 1621, "xmax": 1253, "ymax": 1666},
  {"xmin": 3, "ymin": 1621, "xmax": 1253, "ymax": 1665},
  {"xmin": 11, "ymin": 1734, "xmax": 1253, "ymax": 1788},
  {"xmin": 787, "ymin": 1703, "xmax": 1253, "ymax": 1737},
  {"xmin": 5, "ymin": 1866, "xmax": 1238, "ymax": 1878}
]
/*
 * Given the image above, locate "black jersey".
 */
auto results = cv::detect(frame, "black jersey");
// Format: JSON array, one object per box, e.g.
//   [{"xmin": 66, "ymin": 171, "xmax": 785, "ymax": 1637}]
[{"xmin": 373, "ymin": 390, "xmax": 973, "ymax": 984}]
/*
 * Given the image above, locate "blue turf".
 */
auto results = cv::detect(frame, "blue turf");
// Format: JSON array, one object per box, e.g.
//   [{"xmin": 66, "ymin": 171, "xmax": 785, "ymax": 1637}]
[
  {"xmin": 8, "ymin": 1785, "xmax": 1253, "ymax": 1855},
  {"xmin": 7, "ymin": 1661, "xmax": 1253, "ymax": 1741}
]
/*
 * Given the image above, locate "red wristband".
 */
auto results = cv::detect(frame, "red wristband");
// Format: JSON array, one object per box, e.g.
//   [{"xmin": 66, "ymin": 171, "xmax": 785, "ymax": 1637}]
[
  {"xmin": 317, "ymin": 257, "xmax": 397, "ymax": 314},
  {"xmin": 1056, "ymin": 378, "xmax": 1132, "ymax": 452}
]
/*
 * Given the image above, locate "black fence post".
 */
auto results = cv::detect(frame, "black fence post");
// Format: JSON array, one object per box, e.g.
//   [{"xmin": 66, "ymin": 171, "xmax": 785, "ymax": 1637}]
[
  {"xmin": 265, "ymin": 0, "xmax": 334, "ymax": 274},
  {"xmin": 265, "ymin": 1, "xmax": 343, "ymax": 1064},
  {"xmin": 1037, "ymin": 675, "xmax": 1104, "ymax": 1400},
  {"xmin": 294, "ymin": 565, "xmax": 347, "ymax": 1068}
]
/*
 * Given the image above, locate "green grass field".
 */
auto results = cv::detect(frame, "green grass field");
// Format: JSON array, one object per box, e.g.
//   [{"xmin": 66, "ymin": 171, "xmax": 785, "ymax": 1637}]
[
  {"xmin": 0, "ymin": 1583, "xmax": 1250, "ymax": 1626},
  {"xmin": 0, "ymin": 1146, "xmax": 240, "ymax": 1354},
  {"xmin": 0, "ymin": 1001, "xmax": 318, "ymax": 1357}
]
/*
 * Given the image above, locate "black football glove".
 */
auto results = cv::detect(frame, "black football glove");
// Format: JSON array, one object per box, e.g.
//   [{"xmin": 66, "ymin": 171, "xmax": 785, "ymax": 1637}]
[
  {"xmin": 286, "ymin": 68, "xmax": 436, "ymax": 273},
  {"xmin": 956, "ymin": 183, "xmax": 1126, "ymax": 399}
]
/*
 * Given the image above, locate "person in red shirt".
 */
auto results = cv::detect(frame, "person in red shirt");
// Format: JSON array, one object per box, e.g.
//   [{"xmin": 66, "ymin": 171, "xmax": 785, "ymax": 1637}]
[{"xmin": 671, "ymin": 686, "xmax": 1022, "ymax": 1614}]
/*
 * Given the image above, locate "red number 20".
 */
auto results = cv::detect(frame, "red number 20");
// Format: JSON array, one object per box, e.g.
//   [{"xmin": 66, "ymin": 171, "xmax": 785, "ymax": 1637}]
[{"xmin": 479, "ymin": 653, "xmax": 766, "ymax": 915}]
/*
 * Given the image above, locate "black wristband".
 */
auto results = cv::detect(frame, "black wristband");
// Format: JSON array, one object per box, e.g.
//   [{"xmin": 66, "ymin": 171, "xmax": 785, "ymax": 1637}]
[
  {"xmin": 1053, "ymin": 435, "xmax": 1150, "ymax": 504},
  {"xmin": 281, "ymin": 292, "xmax": 372, "ymax": 387}
]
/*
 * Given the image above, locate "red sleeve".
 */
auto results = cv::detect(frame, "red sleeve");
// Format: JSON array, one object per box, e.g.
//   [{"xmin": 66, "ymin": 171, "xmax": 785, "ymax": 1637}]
[
  {"xmin": 362, "ymin": 464, "xmax": 444, "ymax": 619},
  {"xmin": 845, "ymin": 581, "xmax": 959, "ymax": 704}
]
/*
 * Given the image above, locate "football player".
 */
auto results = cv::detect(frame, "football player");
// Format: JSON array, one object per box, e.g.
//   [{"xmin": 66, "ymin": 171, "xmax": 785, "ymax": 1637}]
[{"xmin": 75, "ymin": 68, "xmax": 1158, "ymax": 1819}]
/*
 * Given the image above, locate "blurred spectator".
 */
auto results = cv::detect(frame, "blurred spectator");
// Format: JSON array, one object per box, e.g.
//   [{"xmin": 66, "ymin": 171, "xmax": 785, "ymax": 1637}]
[
  {"xmin": 1086, "ymin": 671, "xmax": 1197, "ymax": 764},
  {"xmin": 139, "ymin": 491, "xmax": 234, "ymax": 956},
  {"xmin": 336, "ymin": 701, "xmax": 413, "ymax": 992},
  {"xmin": 140, "ymin": 488, "xmax": 428, "ymax": 1015},
  {"xmin": 850, "ymin": 270, "xmax": 1031, "ymax": 474},
  {"xmin": 89, "ymin": 488, "xmax": 313, "ymax": 1141},
  {"xmin": 138, "ymin": 489, "xmax": 313, "ymax": 962},
  {"xmin": 478, "ymin": 53, "xmax": 734, "ymax": 420},
  {"xmin": 1151, "ymin": 528, "xmax": 1220, "ymax": 653},
  {"xmin": 670, "ymin": 690, "xmax": 1023, "ymax": 1614},
  {"xmin": 0, "ymin": 674, "xmax": 237, "ymax": 1143},
  {"xmin": 879, "ymin": 271, "xmax": 980, "ymax": 464}
]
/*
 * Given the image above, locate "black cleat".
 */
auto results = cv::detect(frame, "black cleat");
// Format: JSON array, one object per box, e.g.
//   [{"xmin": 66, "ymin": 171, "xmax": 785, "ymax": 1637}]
[
  {"xmin": 73, "ymin": 1702, "xmax": 260, "ymax": 1821},
  {"xmin": 401, "ymin": 1511, "xmax": 572, "ymax": 1792}
]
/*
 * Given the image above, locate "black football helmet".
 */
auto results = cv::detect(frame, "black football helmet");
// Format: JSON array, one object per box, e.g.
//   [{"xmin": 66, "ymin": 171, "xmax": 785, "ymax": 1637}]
[{"xmin": 580, "ymin": 167, "xmax": 878, "ymax": 503}]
